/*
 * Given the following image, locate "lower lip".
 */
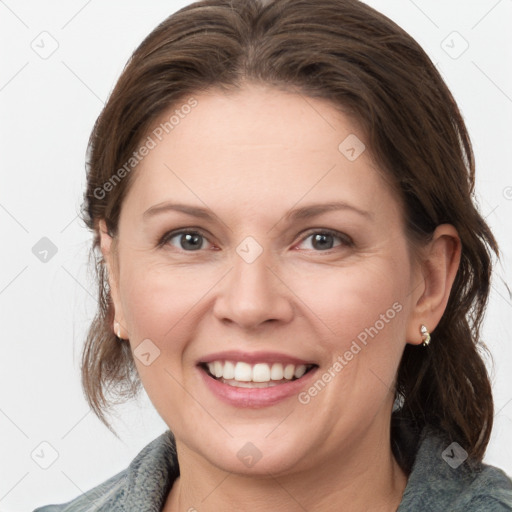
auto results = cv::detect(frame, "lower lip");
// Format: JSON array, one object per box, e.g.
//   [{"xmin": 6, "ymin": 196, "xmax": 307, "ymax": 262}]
[{"xmin": 199, "ymin": 366, "xmax": 319, "ymax": 408}]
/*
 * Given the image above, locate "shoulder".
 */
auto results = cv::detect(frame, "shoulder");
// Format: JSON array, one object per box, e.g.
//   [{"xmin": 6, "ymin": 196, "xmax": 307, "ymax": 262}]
[
  {"xmin": 461, "ymin": 464, "xmax": 512, "ymax": 511},
  {"xmin": 32, "ymin": 468, "xmax": 129, "ymax": 512},
  {"xmin": 398, "ymin": 425, "xmax": 512, "ymax": 512},
  {"xmin": 33, "ymin": 430, "xmax": 179, "ymax": 512}
]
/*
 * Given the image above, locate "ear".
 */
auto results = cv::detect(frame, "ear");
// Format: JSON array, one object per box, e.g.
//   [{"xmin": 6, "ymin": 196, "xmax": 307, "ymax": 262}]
[
  {"xmin": 99, "ymin": 219, "xmax": 128, "ymax": 339},
  {"xmin": 406, "ymin": 224, "xmax": 461, "ymax": 345}
]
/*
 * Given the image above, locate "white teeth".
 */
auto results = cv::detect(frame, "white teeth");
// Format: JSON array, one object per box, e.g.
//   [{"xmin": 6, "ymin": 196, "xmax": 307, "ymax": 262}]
[
  {"xmin": 252, "ymin": 363, "xmax": 271, "ymax": 382},
  {"xmin": 234, "ymin": 362, "xmax": 252, "ymax": 382},
  {"xmin": 223, "ymin": 360, "xmax": 235, "ymax": 379},
  {"xmin": 220, "ymin": 379, "xmax": 281, "ymax": 388},
  {"xmin": 294, "ymin": 365, "xmax": 307, "ymax": 378},
  {"xmin": 270, "ymin": 363, "xmax": 284, "ymax": 380},
  {"xmin": 283, "ymin": 364, "xmax": 295, "ymax": 380},
  {"xmin": 214, "ymin": 361, "xmax": 223, "ymax": 378},
  {"xmin": 204, "ymin": 360, "xmax": 313, "ymax": 384}
]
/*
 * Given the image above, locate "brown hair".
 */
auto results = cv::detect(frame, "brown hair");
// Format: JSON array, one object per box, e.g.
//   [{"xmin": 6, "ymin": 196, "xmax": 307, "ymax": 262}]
[{"xmin": 80, "ymin": 0, "xmax": 498, "ymax": 469}]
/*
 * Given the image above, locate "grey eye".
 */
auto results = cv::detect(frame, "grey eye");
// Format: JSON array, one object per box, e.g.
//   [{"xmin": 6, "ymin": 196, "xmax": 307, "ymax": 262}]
[
  {"xmin": 309, "ymin": 233, "xmax": 337, "ymax": 250},
  {"xmin": 168, "ymin": 232, "xmax": 208, "ymax": 251},
  {"xmin": 299, "ymin": 230, "xmax": 350, "ymax": 251}
]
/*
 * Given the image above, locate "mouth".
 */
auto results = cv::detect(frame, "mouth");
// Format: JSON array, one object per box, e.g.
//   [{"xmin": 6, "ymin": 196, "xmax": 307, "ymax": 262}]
[{"xmin": 199, "ymin": 360, "xmax": 318, "ymax": 389}]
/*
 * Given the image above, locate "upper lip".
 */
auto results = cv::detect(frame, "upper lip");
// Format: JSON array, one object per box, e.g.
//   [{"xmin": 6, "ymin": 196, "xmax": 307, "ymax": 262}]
[{"xmin": 199, "ymin": 350, "xmax": 317, "ymax": 366}]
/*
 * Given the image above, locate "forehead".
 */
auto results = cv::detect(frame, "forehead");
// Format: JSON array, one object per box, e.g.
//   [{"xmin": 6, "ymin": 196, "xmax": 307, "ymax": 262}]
[{"xmin": 123, "ymin": 83, "xmax": 400, "ymax": 223}]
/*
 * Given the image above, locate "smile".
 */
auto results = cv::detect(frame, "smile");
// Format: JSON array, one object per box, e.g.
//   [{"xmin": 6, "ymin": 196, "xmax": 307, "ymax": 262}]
[{"xmin": 203, "ymin": 360, "xmax": 316, "ymax": 388}]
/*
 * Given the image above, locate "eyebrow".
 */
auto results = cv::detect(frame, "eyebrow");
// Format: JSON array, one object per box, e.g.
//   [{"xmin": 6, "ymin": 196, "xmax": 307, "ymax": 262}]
[
  {"xmin": 142, "ymin": 200, "xmax": 373, "ymax": 223},
  {"xmin": 283, "ymin": 201, "xmax": 373, "ymax": 222},
  {"xmin": 143, "ymin": 202, "xmax": 217, "ymax": 221}
]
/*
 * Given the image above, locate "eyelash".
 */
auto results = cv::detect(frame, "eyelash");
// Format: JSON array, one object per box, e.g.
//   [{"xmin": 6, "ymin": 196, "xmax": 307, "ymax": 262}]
[{"xmin": 157, "ymin": 228, "xmax": 354, "ymax": 253}]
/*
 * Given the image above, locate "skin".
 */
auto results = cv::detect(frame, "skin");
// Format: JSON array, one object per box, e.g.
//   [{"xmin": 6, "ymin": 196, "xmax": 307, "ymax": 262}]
[{"xmin": 100, "ymin": 82, "xmax": 461, "ymax": 511}]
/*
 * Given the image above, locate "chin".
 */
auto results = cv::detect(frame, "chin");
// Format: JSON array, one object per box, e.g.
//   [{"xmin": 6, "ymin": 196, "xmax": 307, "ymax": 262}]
[{"xmin": 187, "ymin": 429, "xmax": 314, "ymax": 478}]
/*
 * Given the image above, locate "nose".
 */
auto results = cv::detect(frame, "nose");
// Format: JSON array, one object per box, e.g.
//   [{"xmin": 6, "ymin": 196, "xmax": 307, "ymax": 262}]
[{"xmin": 212, "ymin": 249, "xmax": 294, "ymax": 330}]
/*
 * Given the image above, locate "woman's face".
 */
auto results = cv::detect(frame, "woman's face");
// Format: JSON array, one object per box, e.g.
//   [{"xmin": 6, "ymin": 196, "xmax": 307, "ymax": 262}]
[{"xmin": 102, "ymin": 83, "xmax": 426, "ymax": 476}]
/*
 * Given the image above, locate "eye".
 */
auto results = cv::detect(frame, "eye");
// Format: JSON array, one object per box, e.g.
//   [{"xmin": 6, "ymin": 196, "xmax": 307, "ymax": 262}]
[
  {"xmin": 159, "ymin": 229, "xmax": 213, "ymax": 251},
  {"xmin": 296, "ymin": 229, "xmax": 353, "ymax": 251}
]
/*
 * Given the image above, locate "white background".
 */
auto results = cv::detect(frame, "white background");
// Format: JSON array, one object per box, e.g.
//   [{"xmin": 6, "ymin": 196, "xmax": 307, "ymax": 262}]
[{"xmin": 0, "ymin": 1, "xmax": 511, "ymax": 510}]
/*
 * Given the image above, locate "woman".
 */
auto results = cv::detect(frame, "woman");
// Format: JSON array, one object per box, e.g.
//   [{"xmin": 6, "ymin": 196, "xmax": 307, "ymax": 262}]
[{"xmin": 35, "ymin": 0, "xmax": 512, "ymax": 510}]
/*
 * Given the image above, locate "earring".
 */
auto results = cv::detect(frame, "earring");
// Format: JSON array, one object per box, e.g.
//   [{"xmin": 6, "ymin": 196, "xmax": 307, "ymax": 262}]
[
  {"xmin": 420, "ymin": 324, "xmax": 430, "ymax": 347},
  {"xmin": 113, "ymin": 320, "xmax": 123, "ymax": 340}
]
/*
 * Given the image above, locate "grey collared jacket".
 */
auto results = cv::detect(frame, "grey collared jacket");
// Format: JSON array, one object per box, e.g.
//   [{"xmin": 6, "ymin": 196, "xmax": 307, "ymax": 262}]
[{"xmin": 34, "ymin": 426, "xmax": 512, "ymax": 511}]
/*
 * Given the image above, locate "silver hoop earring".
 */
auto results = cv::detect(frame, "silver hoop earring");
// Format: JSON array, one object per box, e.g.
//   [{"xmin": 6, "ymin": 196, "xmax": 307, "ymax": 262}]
[
  {"xmin": 420, "ymin": 324, "xmax": 430, "ymax": 347},
  {"xmin": 113, "ymin": 321, "xmax": 123, "ymax": 340}
]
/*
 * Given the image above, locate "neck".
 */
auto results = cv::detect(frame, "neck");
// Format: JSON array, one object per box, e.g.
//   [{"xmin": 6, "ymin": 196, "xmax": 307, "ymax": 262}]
[{"xmin": 163, "ymin": 425, "xmax": 407, "ymax": 512}]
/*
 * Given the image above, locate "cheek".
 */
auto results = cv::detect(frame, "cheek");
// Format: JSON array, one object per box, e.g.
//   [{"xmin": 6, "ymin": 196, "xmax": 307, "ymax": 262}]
[
  {"xmin": 307, "ymin": 261, "xmax": 409, "ymax": 411},
  {"xmin": 291, "ymin": 255, "xmax": 411, "ymax": 415},
  {"xmin": 295, "ymin": 257, "xmax": 409, "ymax": 350},
  {"xmin": 119, "ymin": 262, "xmax": 217, "ymax": 343},
  {"xmin": 118, "ymin": 264, "xmax": 215, "ymax": 415}
]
